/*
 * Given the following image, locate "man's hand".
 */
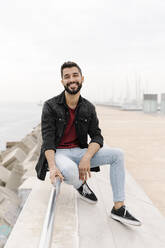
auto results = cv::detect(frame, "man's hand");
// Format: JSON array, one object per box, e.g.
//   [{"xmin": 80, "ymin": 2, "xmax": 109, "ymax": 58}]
[
  {"xmin": 79, "ymin": 157, "xmax": 91, "ymax": 182},
  {"xmin": 49, "ymin": 167, "xmax": 64, "ymax": 185},
  {"xmin": 78, "ymin": 143, "xmax": 100, "ymax": 182}
]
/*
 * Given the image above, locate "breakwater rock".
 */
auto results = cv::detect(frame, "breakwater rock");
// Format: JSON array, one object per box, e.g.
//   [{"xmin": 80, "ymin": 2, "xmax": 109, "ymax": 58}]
[{"xmin": 0, "ymin": 124, "xmax": 41, "ymax": 247}]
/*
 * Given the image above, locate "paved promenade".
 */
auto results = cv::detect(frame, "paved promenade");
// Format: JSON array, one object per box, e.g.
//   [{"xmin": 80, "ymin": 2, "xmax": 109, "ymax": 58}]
[
  {"xmin": 4, "ymin": 105, "xmax": 165, "ymax": 248},
  {"xmin": 97, "ymin": 105, "xmax": 165, "ymax": 216}
]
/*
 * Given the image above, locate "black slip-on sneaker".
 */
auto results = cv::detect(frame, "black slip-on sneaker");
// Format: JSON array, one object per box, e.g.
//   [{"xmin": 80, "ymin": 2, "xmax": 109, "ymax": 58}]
[
  {"xmin": 110, "ymin": 205, "xmax": 142, "ymax": 226},
  {"xmin": 76, "ymin": 182, "xmax": 98, "ymax": 204}
]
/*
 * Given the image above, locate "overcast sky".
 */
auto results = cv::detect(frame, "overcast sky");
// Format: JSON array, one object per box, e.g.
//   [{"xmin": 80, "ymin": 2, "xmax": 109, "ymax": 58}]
[{"xmin": 0, "ymin": 0, "xmax": 165, "ymax": 102}]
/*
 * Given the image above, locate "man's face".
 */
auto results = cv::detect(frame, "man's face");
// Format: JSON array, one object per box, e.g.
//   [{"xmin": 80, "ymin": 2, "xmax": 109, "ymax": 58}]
[{"xmin": 61, "ymin": 66, "xmax": 84, "ymax": 95}]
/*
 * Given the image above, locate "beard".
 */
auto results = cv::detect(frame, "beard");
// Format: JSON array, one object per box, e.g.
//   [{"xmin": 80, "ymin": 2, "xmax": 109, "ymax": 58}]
[{"xmin": 64, "ymin": 81, "xmax": 82, "ymax": 95}]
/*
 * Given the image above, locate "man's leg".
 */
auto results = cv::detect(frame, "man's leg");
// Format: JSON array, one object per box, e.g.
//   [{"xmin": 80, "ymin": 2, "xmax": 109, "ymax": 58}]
[
  {"xmin": 90, "ymin": 145, "xmax": 125, "ymax": 208},
  {"xmin": 73, "ymin": 145, "xmax": 141, "ymax": 225},
  {"xmin": 72, "ymin": 145, "xmax": 125, "ymax": 206},
  {"xmin": 55, "ymin": 148, "xmax": 98, "ymax": 203},
  {"xmin": 55, "ymin": 150, "xmax": 82, "ymax": 189}
]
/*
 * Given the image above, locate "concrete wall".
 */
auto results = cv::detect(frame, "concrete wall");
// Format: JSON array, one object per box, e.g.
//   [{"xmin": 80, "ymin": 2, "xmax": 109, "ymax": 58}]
[
  {"xmin": 160, "ymin": 93, "xmax": 165, "ymax": 114},
  {"xmin": 143, "ymin": 94, "xmax": 158, "ymax": 113}
]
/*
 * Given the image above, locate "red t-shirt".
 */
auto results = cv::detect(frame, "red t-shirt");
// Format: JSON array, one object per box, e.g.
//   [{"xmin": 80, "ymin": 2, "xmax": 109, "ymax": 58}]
[{"xmin": 56, "ymin": 107, "xmax": 79, "ymax": 149}]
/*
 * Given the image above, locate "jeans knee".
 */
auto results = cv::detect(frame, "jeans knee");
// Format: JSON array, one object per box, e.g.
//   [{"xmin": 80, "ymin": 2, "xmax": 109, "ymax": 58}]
[
  {"xmin": 117, "ymin": 148, "xmax": 124, "ymax": 157},
  {"xmin": 62, "ymin": 166, "xmax": 79, "ymax": 182},
  {"xmin": 113, "ymin": 148, "xmax": 124, "ymax": 161}
]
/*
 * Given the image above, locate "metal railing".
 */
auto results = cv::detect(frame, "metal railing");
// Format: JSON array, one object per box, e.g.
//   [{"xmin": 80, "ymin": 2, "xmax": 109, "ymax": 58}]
[{"xmin": 38, "ymin": 178, "xmax": 61, "ymax": 248}]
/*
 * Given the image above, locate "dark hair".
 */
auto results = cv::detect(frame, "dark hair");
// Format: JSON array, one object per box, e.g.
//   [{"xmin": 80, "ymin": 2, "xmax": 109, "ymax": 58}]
[{"xmin": 61, "ymin": 61, "xmax": 82, "ymax": 78}]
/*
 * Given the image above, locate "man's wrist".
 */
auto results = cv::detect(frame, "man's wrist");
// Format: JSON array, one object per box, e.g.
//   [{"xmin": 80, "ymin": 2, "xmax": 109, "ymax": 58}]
[
  {"xmin": 49, "ymin": 164, "xmax": 57, "ymax": 171},
  {"xmin": 50, "ymin": 168, "xmax": 56, "ymax": 171},
  {"xmin": 82, "ymin": 154, "xmax": 92, "ymax": 161}
]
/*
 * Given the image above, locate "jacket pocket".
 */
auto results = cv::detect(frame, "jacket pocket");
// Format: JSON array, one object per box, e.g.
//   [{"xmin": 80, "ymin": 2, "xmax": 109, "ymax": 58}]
[
  {"xmin": 56, "ymin": 117, "xmax": 66, "ymax": 139},
  {"xmin": 78, "ymin": 116, "xmax": 90, "ymax": 124},
  {"xmin": 77, "ymin": 116, "xmax": 90, "ymax": 136}
]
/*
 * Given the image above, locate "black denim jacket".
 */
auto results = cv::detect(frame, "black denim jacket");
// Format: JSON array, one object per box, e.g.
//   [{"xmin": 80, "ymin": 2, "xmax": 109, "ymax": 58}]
[{"xmin": 35, "ymin": 90, "xmax": 104, "ymax": 180}]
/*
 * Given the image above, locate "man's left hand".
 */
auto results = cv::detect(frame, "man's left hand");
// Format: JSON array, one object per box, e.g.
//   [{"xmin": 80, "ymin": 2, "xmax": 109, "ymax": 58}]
[{"xmin": 78, "ymin": 157, "xmax": 91, "ymax": 182}]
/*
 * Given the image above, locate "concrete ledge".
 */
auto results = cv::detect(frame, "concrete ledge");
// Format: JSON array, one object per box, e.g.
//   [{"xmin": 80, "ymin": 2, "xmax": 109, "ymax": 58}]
[
  {"xmin": 4, "ymin": 166, "xmax": 165, "ymax": 248},
  {"xmin": 4, "ymin": 175, "xmax": 79, "ymax": 248},
  {"xmin": 78, "ymin": 166, "xmax": 165, "ymax": 248}
]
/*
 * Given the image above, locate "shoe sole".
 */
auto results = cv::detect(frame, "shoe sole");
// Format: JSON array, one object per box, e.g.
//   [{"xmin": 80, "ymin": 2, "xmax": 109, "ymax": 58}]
[
  {"xmin": 78, "ymin": 193, "xmax": 98, "ymax": 204},
  {"xmin": 110, "ymin": 213, "xmax": 142, "ymax": 226}
]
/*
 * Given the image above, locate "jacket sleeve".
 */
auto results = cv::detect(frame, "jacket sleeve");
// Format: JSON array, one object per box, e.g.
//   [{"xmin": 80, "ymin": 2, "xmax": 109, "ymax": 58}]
[
  {"xmin": 88, "ymin": 105, "xmax": 104, "ymax": 148},
  {"xmin": 41, "ymin": 102, "xmax": 56, "ymax": 153}
]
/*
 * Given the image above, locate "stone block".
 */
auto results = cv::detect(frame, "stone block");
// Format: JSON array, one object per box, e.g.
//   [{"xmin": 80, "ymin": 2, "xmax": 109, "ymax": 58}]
[
  {"xmin": 6, "ymin": 142, "xmax": 19, "ymax": 149},
  {"xmin": 2, "ymin": 148, "xmax": 26, "ymax": 170},
  {"xmin": 0, "ymin": 186, "xmax": 20, "ymax": 226},
  {"xmin": 6, "ymin": 163, "xmax": 24, "ymax": 193},
  {"xmin": 0, "ymin": 146, "xmax": 16, "ymax": 161},
  {"xmin": 18, "ymin": 135, "xmax": 37, "ymax": 154},
  {"xmin": 0, "ymin": 165, "xmax": 11, "ymax": 184},
  {"xmin": 0, "ymin": 153, "xmax": 2, "ymax": 162},
  {"xmin": 28, "ymin": 142, "xmax": 41, "ymax": 162},
  {"xmin": 22, "ymin": 161, "xmax": 37, "ymax": 178}
]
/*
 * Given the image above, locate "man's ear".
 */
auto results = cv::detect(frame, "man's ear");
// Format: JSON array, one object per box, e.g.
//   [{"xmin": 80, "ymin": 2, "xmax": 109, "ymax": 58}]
[
  {"xmin": 82, "ymin": 76, "xmax": 84, "ymax": 83},
  {"xmin": 61, "ymin": 79, "xmax": 64, "ymax": 86}
]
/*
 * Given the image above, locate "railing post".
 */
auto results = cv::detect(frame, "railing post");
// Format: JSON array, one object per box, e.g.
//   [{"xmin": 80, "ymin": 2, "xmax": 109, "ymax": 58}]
[{"xmin": 38, "ymin": 178, "xmax": 61, "ymax": 248}]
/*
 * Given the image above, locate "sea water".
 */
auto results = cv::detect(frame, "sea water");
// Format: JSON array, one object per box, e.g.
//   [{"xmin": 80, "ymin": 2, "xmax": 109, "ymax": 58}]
[{"xmin": 0, "ymin": 102, "xmax": 42, "ymax": 151}]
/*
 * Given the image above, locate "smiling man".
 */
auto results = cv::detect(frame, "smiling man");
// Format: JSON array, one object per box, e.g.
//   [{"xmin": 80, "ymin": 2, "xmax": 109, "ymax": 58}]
[{"xmin": 35, "ymin": 61, "xmax": 142, "ymax": 226}]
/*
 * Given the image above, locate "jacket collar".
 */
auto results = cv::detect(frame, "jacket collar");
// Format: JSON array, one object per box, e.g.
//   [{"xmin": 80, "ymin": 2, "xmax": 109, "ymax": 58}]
[{"xmin": 57, "ymin": 90, "xmax": 83, "ymax": 106}]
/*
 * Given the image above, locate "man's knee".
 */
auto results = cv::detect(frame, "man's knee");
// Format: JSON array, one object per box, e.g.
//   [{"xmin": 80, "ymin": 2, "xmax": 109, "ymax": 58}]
[
  {"xmin": 103, "ymin": 145, "xmax": 124, "ymax": 158},
  {"xmin": 108, "ymin": 147, "xmax": 124, "ymax": 163},
  {"xmin": 114, "ymin": 148, "xmax": 124, "ymax": 159},
  {"xmin": 62, "ymin": 165, "xmax": 79, "ymax": 182}
]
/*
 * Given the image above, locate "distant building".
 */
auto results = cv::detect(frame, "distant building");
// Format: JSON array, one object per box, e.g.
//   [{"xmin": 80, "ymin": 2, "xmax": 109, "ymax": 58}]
[
  {"xmin": 143, "ymin": 94, "xmax": 158, "ymax": 113},
  {"xmin": 160, "ymin": 93, "xmax": 165, "ymax": 114}
]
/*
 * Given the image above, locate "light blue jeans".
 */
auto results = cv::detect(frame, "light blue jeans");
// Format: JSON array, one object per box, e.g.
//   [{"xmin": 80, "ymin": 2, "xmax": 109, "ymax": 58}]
[{"xmin": 55, "ymin": 145, "xmax": 125, "ymax": 202}]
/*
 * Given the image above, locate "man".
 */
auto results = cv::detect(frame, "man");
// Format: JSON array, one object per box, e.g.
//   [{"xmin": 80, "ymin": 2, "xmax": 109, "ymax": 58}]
[{"xmin": 35, "ymin": 61, "xmax": 142, "ymax": 226}]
